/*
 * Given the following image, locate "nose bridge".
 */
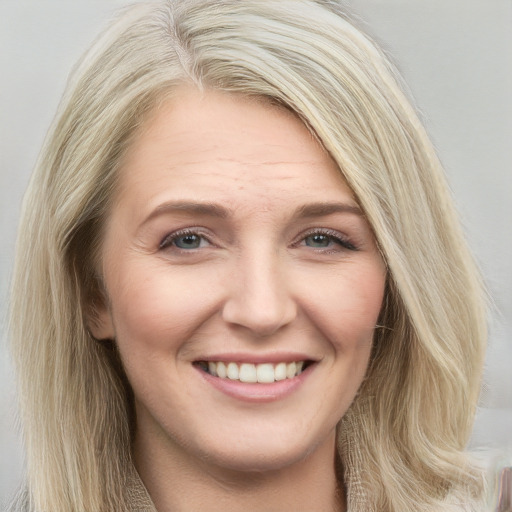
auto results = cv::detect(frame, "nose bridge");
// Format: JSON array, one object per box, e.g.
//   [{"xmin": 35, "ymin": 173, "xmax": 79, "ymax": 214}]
[{"xmin": 222, "ymin": 242, "xmax": 296, "ymax": 336}]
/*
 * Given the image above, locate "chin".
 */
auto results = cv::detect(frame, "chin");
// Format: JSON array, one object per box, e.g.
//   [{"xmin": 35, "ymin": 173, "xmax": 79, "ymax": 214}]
[
  {"xmin": 192, "ymin": 428, "xmax": 336, "ymax": 474},
  {"xmin": 204, "ymin": 450, "xmax": 312, "ymax": 474}
]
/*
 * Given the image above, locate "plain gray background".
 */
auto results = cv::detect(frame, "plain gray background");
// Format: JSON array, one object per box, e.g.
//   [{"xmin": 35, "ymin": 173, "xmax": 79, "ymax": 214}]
[{"xmin": 1, "ymin": 0, "xmax": 511, "ymax": 505}]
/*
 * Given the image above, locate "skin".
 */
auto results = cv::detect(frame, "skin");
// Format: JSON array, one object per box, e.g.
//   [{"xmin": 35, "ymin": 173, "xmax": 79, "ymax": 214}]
[{"xmin": 90, "ymin": 88, "xmax": 386, "ymax": 512}]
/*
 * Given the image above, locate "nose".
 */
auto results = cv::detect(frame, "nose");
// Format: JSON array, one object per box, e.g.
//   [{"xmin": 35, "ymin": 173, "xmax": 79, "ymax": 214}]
[{"xmin": 221, "ymin": 250, "xmax": 297, "ymax": 337}]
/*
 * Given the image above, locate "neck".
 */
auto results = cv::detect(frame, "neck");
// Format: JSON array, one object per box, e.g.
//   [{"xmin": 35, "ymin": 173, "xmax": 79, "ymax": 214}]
[{"xmin": 133, "ymin": 423, "xmax": 345, "ymax": 512}]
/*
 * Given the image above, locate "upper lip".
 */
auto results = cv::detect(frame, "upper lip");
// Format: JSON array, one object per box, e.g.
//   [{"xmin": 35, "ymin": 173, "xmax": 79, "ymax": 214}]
[{"xmin": 194, "ymin": 352, "xmax": 318, "ymax": 364}]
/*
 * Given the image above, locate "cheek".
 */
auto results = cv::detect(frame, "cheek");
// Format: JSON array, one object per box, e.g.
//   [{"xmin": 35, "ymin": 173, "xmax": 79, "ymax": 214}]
[
  {"xmin": 106, "ymin": 259, "xmax": 219, "ymax": 352},
  {"xmin": 299, "ymin": 262, "xmax": 385, "ymax": 349}
]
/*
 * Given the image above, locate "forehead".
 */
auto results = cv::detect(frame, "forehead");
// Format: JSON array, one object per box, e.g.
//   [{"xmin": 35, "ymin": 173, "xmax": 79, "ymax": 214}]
[{"xmin": 113, "ymin": 88, "xmax": 357, "ymax": 216}]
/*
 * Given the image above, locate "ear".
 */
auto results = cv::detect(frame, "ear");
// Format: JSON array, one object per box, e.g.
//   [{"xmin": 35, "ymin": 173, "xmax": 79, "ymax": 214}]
[
  {"xmin": 86, "ymin": 291, "xmax": 115, "ymax": 340},
  {"xmin": 87, "ymin": 308, "xmax": 115, "ymax": 340}
]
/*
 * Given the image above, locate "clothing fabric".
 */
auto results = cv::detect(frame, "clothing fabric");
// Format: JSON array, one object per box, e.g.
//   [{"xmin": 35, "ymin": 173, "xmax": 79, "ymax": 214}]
[
  {"xmin": 9, "ymin": 464, "xmax": 487, "ymax": 511},
  {"xmin": 126, "ymin": 471, "xmax": 157, "ymax": 512},
  {"xmin": 124, "ymin": 471, "xmax": 486, "ymax": 512}
]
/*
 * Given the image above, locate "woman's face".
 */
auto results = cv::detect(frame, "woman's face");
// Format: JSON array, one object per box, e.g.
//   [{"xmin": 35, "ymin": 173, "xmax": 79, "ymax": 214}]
[{"xmin": 93, "ymin": 89, "xmax": 386, "ymax": 472}]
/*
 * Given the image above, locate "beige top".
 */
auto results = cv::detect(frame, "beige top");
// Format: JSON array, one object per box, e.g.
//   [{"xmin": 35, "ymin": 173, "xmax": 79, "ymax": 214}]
[
  {"xmin": 124, "ymin": 471, "xmax": 485, "ymax": 512},
  {"xmin": 10, "ymin": 463, "xmax": 486, "ymax": 511},
  {"xmin": 126, "ymin": 471, "xmax": 157, "ymax": 512},
  {"xmin": 10, "ymin": 476, "xmax": 485, "ymax": 512}
]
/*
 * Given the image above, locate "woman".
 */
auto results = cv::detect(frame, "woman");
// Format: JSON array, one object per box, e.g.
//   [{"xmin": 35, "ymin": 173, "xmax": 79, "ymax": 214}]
[{"xmin": 9, "ymin": 0, "xmax": 488, "ymax": 510}]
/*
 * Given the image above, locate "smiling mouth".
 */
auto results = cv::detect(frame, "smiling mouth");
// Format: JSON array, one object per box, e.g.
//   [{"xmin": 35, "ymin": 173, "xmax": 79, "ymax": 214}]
[{"xmin": 194, "ymin": 360, "xmax": 312, "ymax": 383}]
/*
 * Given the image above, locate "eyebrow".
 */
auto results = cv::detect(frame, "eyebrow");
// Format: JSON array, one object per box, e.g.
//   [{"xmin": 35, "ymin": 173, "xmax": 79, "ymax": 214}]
[
  {"xmin": 294, "ymin": 202, "xmax": 363, "ymax": 218},
  {"xmin": 140, "ymin": 201, "xmax": 229, "ymax": 227},
  {"xmin": 140, "ymin": 200, "xmax": 363, "ymax": 227}
]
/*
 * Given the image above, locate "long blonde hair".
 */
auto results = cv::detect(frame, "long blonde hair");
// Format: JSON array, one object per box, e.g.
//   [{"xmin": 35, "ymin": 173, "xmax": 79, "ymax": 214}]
[{"xmin": 10, "ymin": 1, "xmax": 487, "ymax": 510}]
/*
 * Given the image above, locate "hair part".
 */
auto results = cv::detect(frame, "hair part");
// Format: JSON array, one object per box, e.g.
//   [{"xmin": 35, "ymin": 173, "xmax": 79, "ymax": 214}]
[{"xmin": 10, "ymin": 1, "xmax": 487, "ymax": 510}]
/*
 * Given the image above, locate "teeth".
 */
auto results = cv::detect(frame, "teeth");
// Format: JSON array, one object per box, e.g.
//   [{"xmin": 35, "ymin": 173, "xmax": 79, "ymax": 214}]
[
  {"xmin": 274, "ymin": 362, "xmax": 287, "ymax": 381},
  {"xmin": 200, "ymin": 360, "xmax": 308, "ymax": 382},
  {"xmin": 239, "ymin": 363, "xmax": 257, "ymax": 383},
  {"xmin": 216, "ymin": 361, "xmax": 227, "ymax": 378},
  {"xmin": 286, "ymin": 362, "xmax": 297, "ymax": 379},
  {"xmin": 227, "ymin": 362, "xmax": 239, "ymax": 380},
  {"xmin": 256, "ymin": 363, "xmax": 274, "ymax": 383}
]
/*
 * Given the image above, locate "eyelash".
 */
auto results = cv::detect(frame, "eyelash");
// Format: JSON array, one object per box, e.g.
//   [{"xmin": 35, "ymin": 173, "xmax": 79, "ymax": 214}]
[
  {"xmin": 294, "ymin": 229, "xmax": 358, "ymax": 252},
  {"xmin": 159, "ymin": 227, "xmax": 358, "ymax": 253},
  {"xmin": 159, "ymin": 228, "xmax": 212, "ymax": 251}
]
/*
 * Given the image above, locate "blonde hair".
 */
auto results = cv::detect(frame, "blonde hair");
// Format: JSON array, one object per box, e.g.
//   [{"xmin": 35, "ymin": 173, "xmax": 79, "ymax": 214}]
[{"xmin": 10, "ymin": 1, "xmax": 487, "ymax": 510}]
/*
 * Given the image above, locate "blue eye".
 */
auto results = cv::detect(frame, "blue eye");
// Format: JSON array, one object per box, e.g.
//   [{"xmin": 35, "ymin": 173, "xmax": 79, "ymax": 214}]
[
  {"xmin": 174, "ymin": 234, "xmax": 202, "ymax": 249},
  {"xmin": 301, "ymin": 230, "xmax": 357, "ymax": 251},
  {"xmin": 304, "ymin": 234, "xmax": 332, "ymax": 248},
  {"xmin": 159, "ymin": 230, "xmax": 209, "ymax": 250}
]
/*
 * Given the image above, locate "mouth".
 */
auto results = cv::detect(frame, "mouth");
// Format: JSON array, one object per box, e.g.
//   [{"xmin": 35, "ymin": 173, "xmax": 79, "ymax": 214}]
[{"xmin": 194, "ymin": 360, "xmax": 313, "ymax": 383}]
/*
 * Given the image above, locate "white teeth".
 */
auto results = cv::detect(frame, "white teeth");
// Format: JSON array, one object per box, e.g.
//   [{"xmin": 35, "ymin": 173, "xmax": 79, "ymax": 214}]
[
  {"xmin": 274, "ymin": 362, "xmax": 287, "ymax": 381},
  {"xmin": 256, "ymin": 363, "xmax": 275, "ymax": 383},
  {"xmin": 216, "ymin": 361, "xmax": 227, "ymax": 378},
  {"xmin": 239, "ymin": 363, "xmax": 257, "ymax": 383},
  {"xmin": 286, "ymin": 362, "xmax": 297, "ymax": 379},
  {"xmin": 227, "ymin": 362, "xmax": 239, "ymax": 380},
  {"xmin": 201, "ymin": 360, "xmax": 308, "ymax": 382}
]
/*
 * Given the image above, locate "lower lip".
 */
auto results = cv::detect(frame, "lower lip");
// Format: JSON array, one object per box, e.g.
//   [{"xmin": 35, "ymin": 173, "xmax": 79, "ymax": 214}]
[{"xmin": 195, "ymin": 364, "xmax": 314, "ymax": 403}]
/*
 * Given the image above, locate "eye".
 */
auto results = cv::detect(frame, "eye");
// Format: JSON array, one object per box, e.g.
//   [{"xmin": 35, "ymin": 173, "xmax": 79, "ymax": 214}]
[
  {"xmin": 159, "ymin": 229, "xmax": 210, "ymax": 250},
  {"xmin": 299, "ymin": 230, "xmax": 357, "ymax": 252},
  {"xmin": 304, "ymin": 233, "xmax": 333, "ymax": 248},
  {"xmin": 173, "ymin": 233, "xmax": 203, "ymax": 249}
]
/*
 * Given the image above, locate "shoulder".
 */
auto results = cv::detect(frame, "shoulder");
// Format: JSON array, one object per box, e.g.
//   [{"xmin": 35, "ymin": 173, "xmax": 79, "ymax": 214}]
[{"xmin": 4, "ymin": 477, "xmax": 157, "ymax": 512}]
